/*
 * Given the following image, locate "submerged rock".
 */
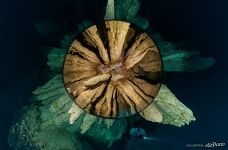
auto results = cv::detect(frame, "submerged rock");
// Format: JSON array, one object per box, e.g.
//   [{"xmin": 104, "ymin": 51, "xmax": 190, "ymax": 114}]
[
  {"xmin": 8, "ymin": 0, "xmax": 215, "ymax": 149},
  {"xmin": 105, "ymin": 0, "xmax": 115, "ymax": 20},
  {"xmin": 140, "ymin": 84, "xmax": 196, "ymax": 127},
  {"xmin": 115, "ymin": 0, "xmax": 149, "ymax": 30},
  {"xmin": 152, "ymin": 33, "xmax": 215, "ymax": 72},
  {"xmin": 63, "ymin": 20, "xmax": 162, "ymax": 118},
  {"xmin": 9, "ymin": 74, "xmax": 129, "ymax": 149},
  {"xmin": 8, "ymin": 106, "xmax": 91, "ymax": 150}
]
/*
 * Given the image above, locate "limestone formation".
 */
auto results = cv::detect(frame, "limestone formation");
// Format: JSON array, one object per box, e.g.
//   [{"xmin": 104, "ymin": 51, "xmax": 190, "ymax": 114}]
[
  {"xmin": 8, "ymin": 0, "xmax": 215, "ymax": 149},
  {"xmin": 140, "ymin": 84, "xmax": 196, "ymax": 127},
  {"xmin": 152, "ymin": 33, "xmax": 215, "ymax": 72},
  {"xmin": 9, "ymin": 74, "xmax": 129, "ymax": 149},
  {"xmin": 63, "ymin": 21, "xmax": 162, "ymax": 118}
]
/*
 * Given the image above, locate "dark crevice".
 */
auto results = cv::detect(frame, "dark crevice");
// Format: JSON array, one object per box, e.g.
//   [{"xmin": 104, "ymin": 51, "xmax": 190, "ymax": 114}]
[
  {"xmin": 76, "ymin": 34, "xmax": 104, "ymax": 64},
  {"xmin": 123, "ymin": 30, "xmax": 141, "ymax": 57},
  {"xmin": 129, "ymin": 78, "xmax": 155, "ymax": 100},
  {"xmin": 89, "ymin": 79, "xmax": 110, "ymax": 114},
  {"xmin": 96, "ymin": 23, "xmax": 111, "ymax": 61}
]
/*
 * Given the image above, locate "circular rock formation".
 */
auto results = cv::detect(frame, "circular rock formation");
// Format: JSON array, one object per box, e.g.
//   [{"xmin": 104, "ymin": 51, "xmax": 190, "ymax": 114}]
[{"xmin": 63, "ymin": 20, "xmax": 162, "ymax": 118}]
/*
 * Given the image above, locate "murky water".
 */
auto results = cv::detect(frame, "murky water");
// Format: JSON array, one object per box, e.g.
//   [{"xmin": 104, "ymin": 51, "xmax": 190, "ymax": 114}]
[{"xmin": 1, "ymin": 0, "xmax": 227, "ymax": 149}]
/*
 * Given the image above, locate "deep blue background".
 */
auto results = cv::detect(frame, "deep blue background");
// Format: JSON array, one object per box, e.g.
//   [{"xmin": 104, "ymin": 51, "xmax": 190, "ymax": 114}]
[{"xmin": 0, "ymin": 0, "xmax": 227, "ymax": 149}]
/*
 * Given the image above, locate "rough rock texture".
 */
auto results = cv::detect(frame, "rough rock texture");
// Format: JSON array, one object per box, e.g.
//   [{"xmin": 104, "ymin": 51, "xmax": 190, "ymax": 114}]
[
  {"xmin": 162, "ymin": 50, "xmax": 215, "ymax": 72},
  {"xmin": 140, "ymin": 103, "xmax": 163, "ymax": 123},
  {"xmin": 105, "ymin": 0, "xmax": 115, "ymax": 20},
  {"xmin": 8, "ymin": 74, "xmax": 129, "ymax": 149},
  {"xmin": 152, "ymin": 33, "xmax": 215, "ymax": 72},
  {"xmin": 46, "ymin": 47, "xmax": 66, "ymax": 71},
  {"xmin": 115, "ymin": 0, "xmax": 149, "ymax": 30},
  {"xmin": 8, "ymin": 0, "xmax": 215, "ymax": 149},
  {"xmin": 68, "ymin": 103, "xmax": 83, "ymax": 124},
  {"xmin": 140, "ymin": 84, "xmax": 196, "ymax": 127},
  {"xmin": 8, "ymin": 107, "xmax": 91, "ymax": 150},
  {"xmin": 36, "ymin": 75, "xmax": 128, "ymax": 143},
  {"xmin": 63, "ymin": 21, "xmax": 162, "ymax": 118}
]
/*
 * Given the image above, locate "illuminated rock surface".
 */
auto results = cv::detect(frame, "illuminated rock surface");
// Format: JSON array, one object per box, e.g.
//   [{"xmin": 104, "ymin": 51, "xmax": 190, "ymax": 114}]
[
  {"xmin": 152, "ymin": 33, "xmax": 215, "ymax": 72},
  {"xmin": 8, "ymin": 106, "xmax": 91, "ymax": 150},
  {"xmin": 63, "ymin": 21, "xmax": 162, "ymax": 118},
  {"xmin": 8, "ymin": 0, "xmax": 215, "ymax": 149},
  {"xmin": 104, "ymin": 0, "xmax": 115, "ymax": 20},
  {"xmin": 140, "ymin": 84, "xmax": 196, "ymax": 127},
  {"xmin": 9, "ymin": 75, "xmax": 128, "ymax": 149}
]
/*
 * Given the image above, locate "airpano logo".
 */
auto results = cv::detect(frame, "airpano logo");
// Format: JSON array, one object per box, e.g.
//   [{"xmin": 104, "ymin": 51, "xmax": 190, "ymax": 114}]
[
  {"xmin": 205, "ymin": 142, "xmax": 226, "ymax": 148},
  {"xmin": 186, "ymin": 141, "xmax": 226, "ymax": 148}
]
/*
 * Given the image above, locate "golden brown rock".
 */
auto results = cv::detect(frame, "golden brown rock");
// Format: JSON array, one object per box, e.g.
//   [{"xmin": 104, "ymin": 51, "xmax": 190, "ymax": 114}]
[{"xmin": 63, "ymin": 20, "xmax": 162, "ymax": 118}]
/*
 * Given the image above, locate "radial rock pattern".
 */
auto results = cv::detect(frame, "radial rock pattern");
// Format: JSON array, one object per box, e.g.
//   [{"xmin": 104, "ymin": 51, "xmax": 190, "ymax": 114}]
[{"xmin": 63, "ymin": 20, "xmax": 162, "ymax": 118}]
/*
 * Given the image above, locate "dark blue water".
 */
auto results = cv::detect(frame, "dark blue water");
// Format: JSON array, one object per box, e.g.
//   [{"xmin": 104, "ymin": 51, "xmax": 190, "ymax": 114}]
[{"xmin": 1, "ymin": 0, "xmax": 228, "ymax": 149}]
